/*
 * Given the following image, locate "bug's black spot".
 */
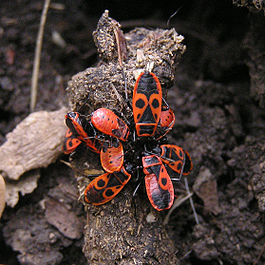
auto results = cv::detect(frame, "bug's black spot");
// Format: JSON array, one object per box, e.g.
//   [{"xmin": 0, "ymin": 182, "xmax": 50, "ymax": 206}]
[
  {"xmin": 105, "ymin": 189, "xmax": 114, "ymax": 197},
  {"xmin": 152, "ymin": 98, "xmax": 159, "ymax": 108},
  {"xmin": 137, "ymin": 113, "xmax": 141, "ymax": 120},
  {"xmin": 177, "ymin": 163, "xmax": 182, "ymax": 170},
  {"xmin": 110, "ymin": 161, "xmax": 113, "ymax": 164},
  {"xmin": 161, "ymin": 178, "xmax": 167, "ymax": 186},
  {"xmin": 154, "ymin": 113, "xmax": 158, "ymax": 120},
  {"xmin": 97, "ymin": 179, "xmax": 105, "ymax": 187},
  {"xmin": 69, "ymin": 141, "xmax": 73, "ymax": 147},
  {"xmin": 135, "ymin": 98, "xmax": 145, "ymax": 109},
  {"xmin": 179, "ymin": 150, "xmax": 183, "ymax": 157}
]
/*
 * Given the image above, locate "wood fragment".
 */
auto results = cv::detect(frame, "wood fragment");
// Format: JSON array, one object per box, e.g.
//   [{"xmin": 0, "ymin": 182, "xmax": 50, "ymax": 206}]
[{"xmin": 0, "ymin": 107, "xmax": 67, "ymax": 181}]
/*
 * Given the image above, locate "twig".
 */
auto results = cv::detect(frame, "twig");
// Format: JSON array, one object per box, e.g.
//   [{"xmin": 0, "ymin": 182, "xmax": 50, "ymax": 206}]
[
  {"xmin": 30, "ymin": 0, "xmax": 51, "ymax": 112},
  {"xmin": 163, "ymin": 192, "xmax": 193, "ymax": 225},
  {"xmin": 163, "ymin": 177, "xmax": 200, "ymax": 225},
  {"xmin": 184, "ymin": 177, "xmax": 199, "ymax": 225}
]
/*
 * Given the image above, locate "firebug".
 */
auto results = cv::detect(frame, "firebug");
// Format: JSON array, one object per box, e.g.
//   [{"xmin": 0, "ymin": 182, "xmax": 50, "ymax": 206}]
[
  {"xmin": 100, "ymin": 141, "xmax": 124, "ymax": 173},
  {"xmin": 62, "ymin": 129, "xmax": 82, "ymax": 154},
  {"xmin": 132, "ymin": 72, "xmax": 162, "ymax": 137},
  {"xmin": 155, "ymin": 107, "xmax": 175, "ymax": 140},
  {"xmin": 65, "ymin": 112, "xmax": 102, "ymax": 153},
  {"xmin": 142, "ymin": 154, "xmax": 174, "ymax": 211},
  {"xmin": 159, "ymin": 144, "xmax": 193, "ymax": 176},
  {"xmin": 84, "ymin": 166, "xmax": 131, "ymax": 205},
  {"xmin": 91, "ymin": 108, "xmax": 130, "ymax": 141}
]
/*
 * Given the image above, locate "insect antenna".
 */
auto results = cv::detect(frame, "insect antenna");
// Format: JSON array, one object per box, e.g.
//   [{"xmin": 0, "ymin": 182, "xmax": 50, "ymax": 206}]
[
  {"xmin": 162, "ymin": 97, "xmax": 169, "ymax": 109},
  {"xmin": 132, "ymin": 168, "xmax": 142, "ymax": 197},
  {"xmin": 166, "ymin": 6, "xmax": 183, "ymax": 27},
  {"xmin": 133, "ymin": 182, "xmax": 141, "ymax": 197}
]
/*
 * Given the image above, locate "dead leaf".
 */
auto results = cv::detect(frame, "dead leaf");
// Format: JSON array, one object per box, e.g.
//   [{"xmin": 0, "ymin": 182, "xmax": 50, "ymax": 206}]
[{"xmin": 193, "ymin": 167, "xmax": 221, "ymax": 215}]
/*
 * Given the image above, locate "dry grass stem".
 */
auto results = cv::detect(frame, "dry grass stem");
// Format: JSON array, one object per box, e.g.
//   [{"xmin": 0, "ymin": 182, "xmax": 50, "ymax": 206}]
[{"xmin": 30, "ymin": 0, "xmax": 51, "ymax": 112}]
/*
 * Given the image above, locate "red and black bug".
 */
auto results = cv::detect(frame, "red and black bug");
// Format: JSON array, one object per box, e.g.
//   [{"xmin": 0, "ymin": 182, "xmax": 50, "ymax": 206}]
[
  {"xmin": 65, "ymin": 112, "xmax": 88, "ymax": 140},
  {"xmin": 91, "ymin": 108, "xmax": 130, "ymax": 141},
  {"xmin": 84, "ymin": 166, "xmax": 131, "ymax": 205},
  {"xmin": 142, "ymin": 154, "xmax": 174, "ymax": 211},
  {"xmin": 65, "ymin": 112, "xmax": 103, "ymax": 153},
  {"xmin": 155, "ymin": 107, "xmax": 175, "ymax": 140},
  {"xmin": 132, "ymin": 72, "xmax": 162, "ymax": 137},
  {"xmin": 62, "ymin": 129, "xmax": 82, "ymax": 154},
  {"xmin": 100, "ymin": 141, "xmax": 124, "ymax": 173},
  {"xmin": 159, "ymin": 144, "xmax": 193, "ymax": 176}
]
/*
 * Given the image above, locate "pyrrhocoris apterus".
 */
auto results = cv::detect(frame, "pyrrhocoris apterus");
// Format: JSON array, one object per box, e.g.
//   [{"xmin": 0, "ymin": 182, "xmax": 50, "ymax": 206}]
[
  {"xmin": 84, "ymin": 166, "xmax": 131, "ymax": 205},
  {"xmin": 65, "ymin": 112, "xmax": 88, "ymax": 140},
  {"xmin": 156, "ymin": 107, "xmax": 175, "ymax": 140},
  {"xmin": 100, "ymin": 141, "xmax": 124, "ymax": 173},
  {"xmin": 65, "ymin": 112, "xmax": 102, "ymax": 153},
  {"xmin": 62, "ymin": 129, "xmax": 82, "ymax": 154},
  {"xmin": 142, "ymin": 154, "xmax": 174, "ymax": 211},
  {"xmin": 91, "ymin": 108, "xmax": 130, "ymax": 141},
  {"xmin": 159, "ymin": 144, "xmax": 193, "ymax": 176},
  {"xmin": 132, "ymin": 72, "xmax": 162, "ymax": 137}
]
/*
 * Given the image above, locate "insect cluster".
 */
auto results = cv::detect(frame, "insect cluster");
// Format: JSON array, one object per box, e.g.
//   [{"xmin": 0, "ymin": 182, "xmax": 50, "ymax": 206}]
[{"xmin": 63, "ymin": 72, "xmax": 193, "ymax": 211}]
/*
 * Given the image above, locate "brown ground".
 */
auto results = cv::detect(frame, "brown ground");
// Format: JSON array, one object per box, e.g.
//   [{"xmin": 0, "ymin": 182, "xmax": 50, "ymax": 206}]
[{"xmin": 0, "ymin": 1, "xmax": 264, "ymax": 264}]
